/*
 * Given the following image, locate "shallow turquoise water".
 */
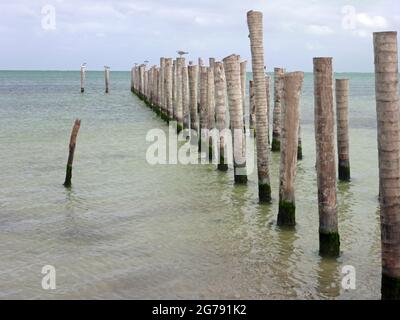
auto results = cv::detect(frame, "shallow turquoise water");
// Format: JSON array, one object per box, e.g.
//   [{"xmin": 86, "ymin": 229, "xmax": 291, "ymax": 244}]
[{"xmin": 0, "ymin": 71, "xmax": 386, "ymax": 299}]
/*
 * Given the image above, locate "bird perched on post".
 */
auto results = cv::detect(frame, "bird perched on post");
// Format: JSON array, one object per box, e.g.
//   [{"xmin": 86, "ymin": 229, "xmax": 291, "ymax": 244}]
[{"xmin": 177, "ymin": 51, "xmax": 189, "ymax": 57}]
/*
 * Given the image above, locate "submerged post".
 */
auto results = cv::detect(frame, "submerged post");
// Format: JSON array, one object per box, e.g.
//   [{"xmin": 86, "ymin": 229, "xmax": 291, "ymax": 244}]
[
  {"xmin": 104, "ymin": 66, "xmax": 110, "ymax": 93},
  {"xmin": 314, "ymin": 57, "xmax": 340, "ymax": 257},
  {"xmin": 214, "ymin": 61, "xmax": 228, "ymax": 171},
  {"xmin": 80, "ymin": 64, "xmax": 86, "ymax": 93},
  {"xmin": 272, "ymin": 67, "xmax": 284, "ymax": 151},
  {"xmin": 374, "ymin": 31, "xmax": 400, "ymax": 300},
  {"xmin": 64, "ymin": 119, "xmax": 81, "ymax": 187},
  {"xmin": 336, "ymin": 79, "xmax": 351, "ymax": 181},
  {"xmin": 224, "ymin": 54, "xmax": 247, "ymax": 184},
  {"xmin": 247, "ymin": 10, "xmax": 270, "ymax": 200},
  {"xmin": 277, "ymin": 72, "xmax": 304, "ymax": 226}
]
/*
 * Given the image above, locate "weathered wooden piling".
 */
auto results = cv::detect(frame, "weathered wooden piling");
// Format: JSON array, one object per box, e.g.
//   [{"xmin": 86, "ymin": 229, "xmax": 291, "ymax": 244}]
[
  {"xmin": 207, "ymin": 66, "xmax": 215, "ymax": 160},
  {"xmin": 223, "ymin": 54, "xmax": 247, "ymax": 184},
  {"xmin": 176, "ymin": 57, "xmax": 185, "ymax": 132},
  {"xmin": 297, "ymin": 126, "xmax": 303, "ymax": 160},
  {"xmin": 272, "ymin": 67, "xmax": 284, "ymax": 151},
  {"xmin": 182, "ymin": 65, "xmax": 190, "ymax": 129},
  {"xmin": 64, "ymin": 119, "xmax": 81, "ymax": 187},
  {"xmin": 249, "ymin": 80, "xmax": 255, "ymax": 131},
  {"xmin": 314, "ymin": 57, "xmax": 340, "ymax": 257},
  {"xmin": 374, "ymin": 31, "xmax": 400, "ymax": 300},
  {"xmin": 199, "ymin": 66, "xmax": 209, "ymax": 153},
  {"xmin": 165, "ymin": 58, "xmax": 173, "ymax": 120},
  {"xmin": 247, "ymin": 10, "xmax": 271, "ymax": 200},
  {"xmin": 214, "ymin": 61, "xmax": 228, "ymax": 171},
  {"xmin": 188, "ymin": 64, "xmax": 199, "ymax": 133},
  {"xmin": 160, "ymin": 57, "xmax": 166, "ymax": 118},
  {"xmin": 335, "ymin": 79, "xmax": 350, "ymax": 181},
  {"xmin": 277, "ymin": 72, "xmax": 304, "ymax": 226},
  {"xmin": 104, "ymin": 66, "xmax": 110, "ymax": 93},
  {"xmin": 172, "ymin": 59, "xmax": 177, "ymax": 120},
  {"xmin": 80, "ymin": 64, "xmax": 86, "ymax": 93},
  {"xmin": 240, "ymin": 61, "xmax": 247, "ymax": 130},
  {"xmin": 266, "ymin": 75, "xmax": 271, "ymax": 144}
]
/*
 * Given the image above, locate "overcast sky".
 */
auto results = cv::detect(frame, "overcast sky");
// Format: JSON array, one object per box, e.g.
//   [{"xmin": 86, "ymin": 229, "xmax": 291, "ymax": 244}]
[{"xmin": 0, "ymin": 0, "xmax": 398, "ymax": 71}]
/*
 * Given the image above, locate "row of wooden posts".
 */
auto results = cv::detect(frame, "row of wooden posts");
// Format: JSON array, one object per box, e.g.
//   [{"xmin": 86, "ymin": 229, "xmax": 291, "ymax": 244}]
[{"xmin": 126, "ymin": 11, "xmax": 399, "ymax": 299}]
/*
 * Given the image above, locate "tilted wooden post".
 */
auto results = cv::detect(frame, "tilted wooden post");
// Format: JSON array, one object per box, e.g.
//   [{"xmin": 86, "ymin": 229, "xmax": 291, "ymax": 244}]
[
  {"xmin": 64, "ymin": 119, "xmax": 81, "ymax": 187},
  {"xmin": 247, "ymin": 10, "xmax": 270, "ymax": 199},
  {"xmin": 224, "ymin": 54, "xmax": 247, "ymax": 184},
  {"xmin": 277, "ymin": 72, "xmax": 304, "ymax": 226},
  {"xmin": 272, "ymin": 67, "xmax": 284, "ymax": 151},
  {"xmin": 80, "ymin": 65, "xmax": 86, "ymax": 93},
  {"xmin": 240, "ymin": 60, "xmax": 247, "ymax": 131},
  {"xmin": 104, "ymin": 66, "xmax": 110, "ymax": 93},
  {"xmin": 188, "ymin": 64, "xmax": 198, "ymax": 133},
  {"xmin": 374, "ymin": 31, "xmax": 400, "ymax": 300},
  {"xmin": 314, "ymin": 57, "xmax": 340, "ymax": 257},
  {"xmin": 214, "ymin": 61, "xmax": 228, "ymax": 171},
  {"xmin": 335, "ymin": 79, "xmax": 351, "ymax": 181},
  {"xmin": 199, "ymin": 66, "xmax": 209, "ymax": 153}
]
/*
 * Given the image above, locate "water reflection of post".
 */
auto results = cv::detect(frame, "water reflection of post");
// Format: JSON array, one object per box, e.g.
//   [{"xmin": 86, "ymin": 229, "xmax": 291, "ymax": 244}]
[{"xmin": 316, "ymin": 257, "xmax": 341, "ymax": 299}]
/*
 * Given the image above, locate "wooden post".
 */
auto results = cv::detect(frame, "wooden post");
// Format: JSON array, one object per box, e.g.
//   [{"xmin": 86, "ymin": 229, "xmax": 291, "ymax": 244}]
[
  {"xmin": 277, "ymin": 72, "xmax": 304, "ymax": 226},
  {"xmin": 249, "ymin": 80, "xmax": 255, "ymax": 131},
  {"xmin": 266, "ymin": 75, "xmax": 271, "ymax": 145},
  {"xmin": 64, "ymin": 119, "xmax": 81, "ymax": 187},
  {"xmin": 247, "ymin": 10, "xmax": 270, "ymax": 200},
  {"xmin": 182, "ymin": 65, "xmax": 190, "ymax": 129},
  {"xmin": 214, "ymin": 61, "xmax": 228, "ymax": 171},
  {"xmin": 272, "ymin": 67, "xmax": 284, "ymax": 151},
  {"xmin": 314, "ymin": 57, "xmax": 340, "ymax": 257},
  {"xmin": 176, "ymin": 57, "xmax": 185, "ymax": 132},
  {"xmin": 374, "ymin": 31, "xmax": 400, "ymax": 300},
  {"xmin": 240, "ymin": 60, "xmax": 247, "ymax": 131},
  {"xmin": 207, "ymin": 66, "xmax": 215, "ymax": 160},
  {"xmin": 165, "ymin": 58, "xmax": 173, "ymax": 121},
  {"xmin": 223, "ymin": 54, "xmax": 247, "ymax": 184},
  {"xmin": 188, "ymin": 64, "xmax": 199, "ymax": 133},
  {"xmin": 336, "ymin": 79, "xmax": 350, "ymax": 181},
  {"xmin": 160, "ymin": 57, "xmax": 165, "ymax": 116},
  {"xmin": 172, "ymin": 59, "xmax": 177, "ymax": 120},
  {"xmin": 297, "ymin": 126, "xmax": 302, "ymax": 160},
  {"xmin": 104, "ymin": 66, "xmax": 110, "ymax": 93},
  {"xmin": 80, "ymin": 65, "xmax": 86, "ymax": 93},
  {"xmin": 199, "ymin": 66, "xmax": 209, "ymax": 153}
]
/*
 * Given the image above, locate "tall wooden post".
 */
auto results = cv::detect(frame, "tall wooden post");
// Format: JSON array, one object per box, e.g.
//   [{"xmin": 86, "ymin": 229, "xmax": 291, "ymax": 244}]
[
  {"xmin": 223, "ymin": 54, "xmax": 247, "ymax": 184},
  {"xmin": 165, "ymin": 58, "xmax": 173, "ymax": 121},
  {"xmin": 64, "ymin": 119, "xmax": 81, "ymax": 187},
  {"xmin": 314, "ymin": 57, "xmax": 340, "ymax": 257},
  {"xmin": 249, "ymin": 80, "xmax": 255, "ymax": 131},
  {"xmin": 104, "ymin": 66, "xmax": 110, "ymax": 94},
  {"xmin": 182, "ymin": 65, "xmax": 190, "ymax": 129},
  {"xmin": 277, "ymin": 72, "xmax": 304, "ymax": 226},
  {"xmin": 266, "ymin": 75, "xmax": 271, "ymax": 144},
  {"xmin": 199, "ymin": 66, "xmax": 209, "ymax": 153},
  {"xmin": 240, "ymin": 60, "xmax": 247, "ymax": 131},
  {"xmin": 80, "ymin": 65, "xmax": 86, "ymax": 93},
  {"xmin": 188, "ymin": 64, "xmax": 199, "ymax": 133},
  {"xmin": 247, "ymin": 10, "xmax": 270, "ymax": 199},
  {"xmin": 131, "ymin": 67, "xmax": 135, "ymax": 93},
  {"xmin": 176, "ymin": 57, "xmax": 185, "ymax": 132},
  {"xmin": 214, "ymin": 61, "xmax": 228, "ymax": 171},
  {"xmin": 272, "ymin": 67, "xmax": 284, "ymax": 151},
  {"xmin": 374, "ymin": 31, "xmax": 400, "ymax": 300},
  {"xmin": 207, "ymin": 66, "xmax": 215, "ymax": 160},
  {"xmin": 336, "ymin": 79, "xmax": 351, "ymax": 181},
  {"xmin": 172, "ymin": 59, "xmax": 177, "ymax": 120}
]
